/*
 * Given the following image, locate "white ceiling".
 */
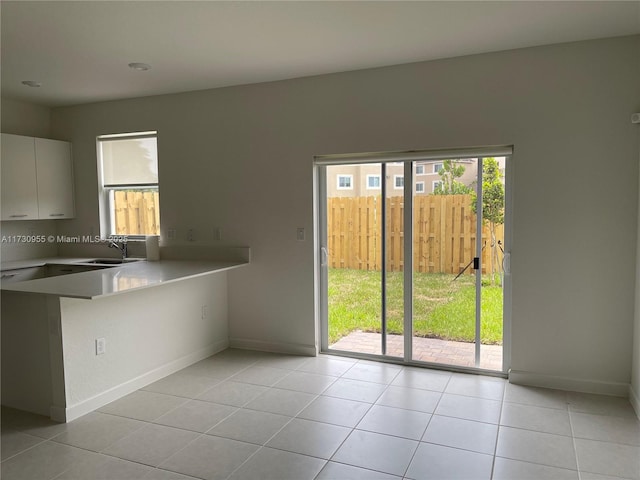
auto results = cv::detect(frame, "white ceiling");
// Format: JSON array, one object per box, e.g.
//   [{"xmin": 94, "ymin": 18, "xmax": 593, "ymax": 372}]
[{"xmin": 2, "ymin": 1, "xmax": 639, "ymax": 107}]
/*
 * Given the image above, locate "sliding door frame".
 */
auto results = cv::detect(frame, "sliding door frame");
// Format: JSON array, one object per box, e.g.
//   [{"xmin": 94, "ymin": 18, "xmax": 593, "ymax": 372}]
[
  {"xmin": 316, "ymin": 165, "xmax": 329, "ymax": 353},
  {"xmin": 403, "ymin": 161, "xmax": 413, "ymax": 363},
  {"xmin": 315, "ymin": 146, "xmax": 512, "ymax": 375}
]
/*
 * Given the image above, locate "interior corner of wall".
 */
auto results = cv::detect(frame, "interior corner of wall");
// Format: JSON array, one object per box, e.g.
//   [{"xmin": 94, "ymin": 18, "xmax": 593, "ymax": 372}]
[{"xmin": 630, "ymin": 384, "xmax": 640, "ymax": 420}]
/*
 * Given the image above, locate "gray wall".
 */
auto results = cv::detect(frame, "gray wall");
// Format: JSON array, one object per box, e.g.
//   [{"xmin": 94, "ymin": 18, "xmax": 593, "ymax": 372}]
[
  {"xmin": 1, "ymin": 97, "xmax": 51, "ymax": 138},
  {"xmin": 50, "ymin": 36, "xmax": 640, "ymax": 392}
]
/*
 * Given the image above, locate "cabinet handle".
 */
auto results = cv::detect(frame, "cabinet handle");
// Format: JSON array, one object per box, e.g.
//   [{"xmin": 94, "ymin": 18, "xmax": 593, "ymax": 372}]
[
  {"xmin": 49, "ymin": 213, "xmax": 65, "ymax": 217},
  {"xmin": 9, "ymin": 214, "xmax": 28, "ymax": 218}
]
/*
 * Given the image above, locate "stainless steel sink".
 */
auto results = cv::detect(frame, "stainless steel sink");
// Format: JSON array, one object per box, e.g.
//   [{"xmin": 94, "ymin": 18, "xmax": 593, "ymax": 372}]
[{"xmin": 82, "ymin": 258, "xmax": 142, "ymax": 265}]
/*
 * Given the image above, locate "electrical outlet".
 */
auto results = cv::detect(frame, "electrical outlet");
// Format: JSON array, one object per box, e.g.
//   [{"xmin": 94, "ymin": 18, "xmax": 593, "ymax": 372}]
[
  {"xmin": 296, "ymin": 227, "xmax": 305, "ymax": 241},
  {"xmin": 187, "ymin": 229, "xmax": 195, "ymax": 242},
  {"xmin": 95, "ymin": 338, "xmax": 106, "ymax": 355},
  {"xmin": 201, "ymin": 305, "xmax": 208, "ymax": 319}
]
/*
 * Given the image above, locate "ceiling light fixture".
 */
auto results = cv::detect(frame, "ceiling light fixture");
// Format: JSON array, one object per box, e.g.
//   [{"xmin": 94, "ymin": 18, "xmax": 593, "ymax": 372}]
[
  {"xmin": 21, "ymin": 80, "xmax": 42, "ymax": 87},
  {"xmin": 128, "ymin": 62, "xmax": 151, "ymax": 71}
]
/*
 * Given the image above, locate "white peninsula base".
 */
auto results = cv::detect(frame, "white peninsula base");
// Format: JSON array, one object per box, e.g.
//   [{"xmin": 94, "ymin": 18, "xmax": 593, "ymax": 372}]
[{"xmin": 2, "ymin": 270, "xmax": 231, "ymax": 422}]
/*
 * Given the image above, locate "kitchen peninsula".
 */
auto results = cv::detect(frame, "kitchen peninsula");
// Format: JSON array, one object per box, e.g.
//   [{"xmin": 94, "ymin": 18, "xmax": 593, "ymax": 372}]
[{"xmin": 1, "ymin": 248, "xmax": 249, "ymax": 422}]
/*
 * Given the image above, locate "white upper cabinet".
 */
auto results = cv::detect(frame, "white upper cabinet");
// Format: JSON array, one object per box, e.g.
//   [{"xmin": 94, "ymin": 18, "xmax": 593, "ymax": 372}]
[
  {"xmin": 1, "ymin": 133, "xmax": 39, "ymax": 220},
  {"xmin": 35, "ymin": 138, "xmax": 75, "ymax": 219},
  {"xmin": 1, "ymin": 133, "xmax": 75, "ymax": 221}
]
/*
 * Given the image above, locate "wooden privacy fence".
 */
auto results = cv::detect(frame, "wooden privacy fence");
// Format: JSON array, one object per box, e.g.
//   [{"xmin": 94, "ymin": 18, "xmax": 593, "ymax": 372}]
[
  {"xmin": 327, "ymin": 194, "xmax": 504, "ymax": 274},
  {"xmin": 113, "ymin": 190, "xmax": 160, "ymax": 235}
]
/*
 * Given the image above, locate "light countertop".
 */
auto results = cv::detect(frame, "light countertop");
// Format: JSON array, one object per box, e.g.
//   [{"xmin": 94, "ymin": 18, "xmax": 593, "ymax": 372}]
[
  {"xmin": 2, "ymin": 257, "xmax": 131, "ymax": 270},
  {"xmin": 0, "ymin": 257, "xmax": 247, "ymax": 299}
]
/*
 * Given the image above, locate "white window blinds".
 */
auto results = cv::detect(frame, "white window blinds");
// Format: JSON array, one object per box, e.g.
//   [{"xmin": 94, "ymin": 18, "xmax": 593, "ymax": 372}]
[{"xmin": 99, "ymin": 133, "xmax": 158, "ymax": 186}]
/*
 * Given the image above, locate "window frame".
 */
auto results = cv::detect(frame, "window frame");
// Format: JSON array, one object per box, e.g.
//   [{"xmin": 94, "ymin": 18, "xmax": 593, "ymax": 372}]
[
  {"xmin": 432, "ymin": 180, "xmax": 442, "ymax": 192},
  {"xmin": 434, "ymin": 163, "xmax": 443, "ymax": 173},
  {"xmin": 337, "ymin": 174, "xmax": 353, "ymax": 190},
  {"xmin": 97, "ymin": 131, "xmax": 159, "ymax": 239},
  {"xmin": 394, "ymin": 175, "xmax": 404, "ymax": 189},
  {"xmin": 415, "ymin": 165, "xmax": 425, "ymax": 175},
  {"xmin": 366, "ymin": 174, "xmax": 381, "ymax": 190},
  {"xmin": 415, "ymin": 181, "xmax": 425, "ymax": 193}
]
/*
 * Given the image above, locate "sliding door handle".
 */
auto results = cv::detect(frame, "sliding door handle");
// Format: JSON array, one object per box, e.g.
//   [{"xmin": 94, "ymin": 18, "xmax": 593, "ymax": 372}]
[
  {"xmin": 503, "ymin": 252, "xmax": 511, "ymax": 275},
  {"xmin": 321, "ymin": 247, "xmax": 328, "ymax": 267}
]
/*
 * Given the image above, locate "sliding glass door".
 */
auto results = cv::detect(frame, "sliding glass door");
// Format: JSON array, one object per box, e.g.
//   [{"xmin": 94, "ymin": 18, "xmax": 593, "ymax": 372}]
[
  {"xmin": 324, "ymin": 163, "xmax": 384, "ymax": 355},
  {"xmin": 317, "ymin": 148, "xmax": 510, "ymax": 373}
]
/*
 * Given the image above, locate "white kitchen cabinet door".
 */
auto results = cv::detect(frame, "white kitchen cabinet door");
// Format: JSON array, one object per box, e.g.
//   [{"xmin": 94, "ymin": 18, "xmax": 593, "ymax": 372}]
[
  {"xmin": 1, "ymin": 133, "xmax": 39, "ymax": 220},
  {"xmin": 35, "ymin": 138, "xmax": 75, "ymax": 219}
]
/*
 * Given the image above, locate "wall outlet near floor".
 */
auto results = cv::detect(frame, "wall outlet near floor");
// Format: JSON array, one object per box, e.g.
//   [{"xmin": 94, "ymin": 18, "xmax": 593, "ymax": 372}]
[
  {"xmin": 95, "ymin": 338, "xmax": 106, "ymax": 355},
  {"xmin": 201, "ymin": 305, "xmax": 208, "ymax": 319},
  {"xmin": 296, "ymin": 227, "xmax": 305, "ymax": 241},
  {"xmin": 187, "ymin": 229, "xmax": 195, "ymax": 242}
]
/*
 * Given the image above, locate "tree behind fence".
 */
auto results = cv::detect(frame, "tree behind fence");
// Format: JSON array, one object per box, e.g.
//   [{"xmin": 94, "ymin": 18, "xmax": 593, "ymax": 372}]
[
  {"xmin": 327, "ymin": 194, "xmax": 504, "ymax": 274},
  {"xmin": 113, "ymin": 190, "xmax": 160, "ymax": 235}
]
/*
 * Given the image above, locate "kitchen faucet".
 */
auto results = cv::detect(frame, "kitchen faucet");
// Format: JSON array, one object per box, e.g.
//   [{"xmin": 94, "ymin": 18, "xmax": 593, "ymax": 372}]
[{"xmin": 108, "ymin": 240, "xmax": 128, "ymax": 259}]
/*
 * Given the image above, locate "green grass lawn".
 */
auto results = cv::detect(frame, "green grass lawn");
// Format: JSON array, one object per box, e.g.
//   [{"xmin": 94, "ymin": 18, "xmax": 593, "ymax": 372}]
[{"xmin": 328, "ymin": 268, "xmax": 503, "ymax": 345}]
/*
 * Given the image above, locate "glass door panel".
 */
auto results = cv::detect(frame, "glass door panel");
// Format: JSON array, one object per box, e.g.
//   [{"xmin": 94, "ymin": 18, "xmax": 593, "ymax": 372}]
[
  {"xmin": 384, "ymin": 164, "xmax": 404, "ymax": 358},
  {"xmin": 478, "ymin": 157, "xmax": 505, "ymax": 370},
  {"xmin": 326, "ymin": 164, "xmax": 383, "ymax": 355},
  {"xmin": 411, "ymin": 160, "xmax": 477, "ymax": 367}
]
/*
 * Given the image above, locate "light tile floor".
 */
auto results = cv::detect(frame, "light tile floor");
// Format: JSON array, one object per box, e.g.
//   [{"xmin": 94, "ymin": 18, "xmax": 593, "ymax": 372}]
[{"xmin": 1, "ymin": 349, "xmax": 639, "ymax": 480}]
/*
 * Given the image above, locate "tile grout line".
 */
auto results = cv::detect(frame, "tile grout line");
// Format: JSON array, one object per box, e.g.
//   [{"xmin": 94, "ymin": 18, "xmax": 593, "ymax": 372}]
[
  {"xmin": 332, "ymin": 364, "xmax": 407, "ymax": 479},
  {"xmin": 222, "ymin": 404, "xmax": 315, "ymax": 479},
  {"xmin": 567, "ymin": 403, "xmax": 583, "ymax": 480},
  {"xmin": 154, "ymin": 357, "xmax": 291, "ymax": 480},
  {"xmin": 0, "ymin": 433, "xmax": 48, "ymax": 464},
  {"xmin": 489, "ymin": 380, "xmax": 507, "ymax": 479},
  {"xmin": 51, "ymin": 411, "xmax": 150, "ymax": 454},
  {"xmin": 214, "ymin": 354, "xmax": 316, "ymax": 479},
  {"xmin": 220, "ymin": 380, "xmax": 323, "ymax": 480},
  {"xmin": 319, "ymin": 365, "xmax": 386, "ymax": 475},
  {"xmin": 400, "ymin": 367, "xmax": 452, "ymax": 479}
]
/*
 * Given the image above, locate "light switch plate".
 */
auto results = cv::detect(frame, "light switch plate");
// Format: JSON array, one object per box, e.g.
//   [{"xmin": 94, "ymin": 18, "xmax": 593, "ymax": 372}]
[{"xmin": 96, "ymin": 338, "xmax": 106, "ymax": 355}]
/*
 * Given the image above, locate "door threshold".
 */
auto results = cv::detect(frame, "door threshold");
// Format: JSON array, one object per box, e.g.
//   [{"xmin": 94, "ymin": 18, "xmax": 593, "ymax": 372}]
[{"xmin": 321, "ymin": 348, "xmax": 507, "ymax": 378}]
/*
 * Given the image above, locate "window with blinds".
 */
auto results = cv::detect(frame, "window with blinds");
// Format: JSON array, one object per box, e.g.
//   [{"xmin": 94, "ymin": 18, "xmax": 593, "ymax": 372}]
[{"xmin": 97, "ymin": 132, "xmax": 160, "ymax": 236}]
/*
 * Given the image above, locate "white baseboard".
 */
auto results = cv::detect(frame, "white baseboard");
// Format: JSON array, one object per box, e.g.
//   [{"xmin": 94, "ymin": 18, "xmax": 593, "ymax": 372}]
[
  {"xmin": 53, "ymin": 339, "xmax": 229, "ymax": 423},
  {"xmin": 630, "ymin": 385, "xmax": 640, "ymax": 420},
  {"xmin": 229, "ymin": 337, "xmax": 317, "ymax": 357},
  {"xmin": 509, "ymin": 370, "xmax": 630, "ymax": 397}
]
